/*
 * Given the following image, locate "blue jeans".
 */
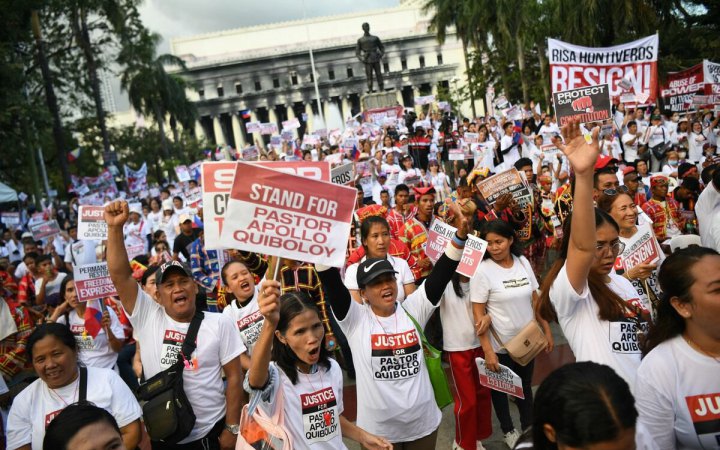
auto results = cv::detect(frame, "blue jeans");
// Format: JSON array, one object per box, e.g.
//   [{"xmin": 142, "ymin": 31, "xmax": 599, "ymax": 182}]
[{"xmin": 116, "ymin": 342, "xmax": 138, "ymax": 391}]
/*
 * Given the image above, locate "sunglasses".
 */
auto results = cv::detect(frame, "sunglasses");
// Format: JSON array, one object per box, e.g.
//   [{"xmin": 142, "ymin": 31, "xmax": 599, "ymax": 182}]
[{"xmin": 602, "ymin": 186, "xmax": 630, "ymax": 196}]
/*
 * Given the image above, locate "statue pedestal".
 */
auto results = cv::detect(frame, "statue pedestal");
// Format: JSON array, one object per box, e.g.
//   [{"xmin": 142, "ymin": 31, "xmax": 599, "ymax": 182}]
[{"xmin": 361, "ymin": 91, "xmax": 399, "ymax": 111}]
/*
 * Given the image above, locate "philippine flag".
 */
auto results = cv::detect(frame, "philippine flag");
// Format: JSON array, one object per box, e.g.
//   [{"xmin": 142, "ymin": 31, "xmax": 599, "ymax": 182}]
[
  {"xmin": 240, "ymin": 109, "xmax": 252, "ymax": 120},
  {"xmin": 84, "ymin": 301, "xmax": 104, "ymax": 338},
  {"xmin": 67, "ymin": 148, "xmax": 81, "ymax": 163},
  {"xmin": 350, "ymin": 144, "xmax": 360, "ymax": 161}
]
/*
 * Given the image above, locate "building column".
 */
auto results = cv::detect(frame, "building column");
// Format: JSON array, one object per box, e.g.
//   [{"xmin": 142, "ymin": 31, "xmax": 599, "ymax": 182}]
[
  {"xmin": 286, "ymin": 104, "xmax": 298, "ymax": 139},
  {"xmin": 268, "ymin": 106, "xmax": 278, "ymax": 134},
  {"xmin": 413, "ymin": 86, "xmax": 422, "ymax": 115},
  {"xmin": 322, "ymin": 100, "xmax": 332, "ymax": 130},
  {"xmin": 249, "ymin": 110, "xmax": 262, "ymax": 144},
  {"xmin": 431, "ymin": 84, "xmax": 439, "ymax": 113},
  {"xmin": 194, "ymin": 120, "xmax": 206, "ymax": 141},
  {"xmin": 212, "ymin": 115, "xmax": 224, "ymax": 146},
  {"xmin": 304, "ymin": 102, "xmax": 314, "ymax": 133},
  {"xmin": 395, "ymin": 90, "xmax": 404, "ymax": 108},
  {"xmin": 341, "ymin": 96, "xmax": 351, "ymax": 122},
  {"xmin": 231, "ymin": 112, "xmax": 246, "ymax": 148}
]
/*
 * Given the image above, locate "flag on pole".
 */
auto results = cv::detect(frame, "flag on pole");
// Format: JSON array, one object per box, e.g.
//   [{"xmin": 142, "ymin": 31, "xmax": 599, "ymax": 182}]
[
  {"xmin": 350, "ymin": 144, "xmax": 360, "ymax": 161},
  {"xmin": 67, "ymin": 148, "xmax": 81, "ymax": 163},
  {"xmin": 83, "ymin": 301, "xmax": 104, "ymax": 338}
]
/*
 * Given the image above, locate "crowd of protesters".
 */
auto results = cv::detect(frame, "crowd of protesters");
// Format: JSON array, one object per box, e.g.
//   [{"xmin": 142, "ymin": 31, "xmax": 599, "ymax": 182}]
[{"xmin": 1, "ymin": 100, "xmax": 719, "ymax": 450}]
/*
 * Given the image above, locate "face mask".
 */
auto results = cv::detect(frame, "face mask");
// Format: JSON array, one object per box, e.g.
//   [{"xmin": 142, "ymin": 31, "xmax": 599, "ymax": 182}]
[{"xmin": 668, "ymin": 159, "xmax": 678, "ymax": 166}]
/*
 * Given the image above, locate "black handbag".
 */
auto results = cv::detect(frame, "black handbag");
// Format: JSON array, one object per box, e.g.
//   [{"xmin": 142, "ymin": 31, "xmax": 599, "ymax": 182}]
[
  {"xmin": 135, "ymin": 311, "xmax": 204, "ymax": 444},
  {"xmin": 650, "ymin": 129, "xmax": 668, "ymax": 160}
]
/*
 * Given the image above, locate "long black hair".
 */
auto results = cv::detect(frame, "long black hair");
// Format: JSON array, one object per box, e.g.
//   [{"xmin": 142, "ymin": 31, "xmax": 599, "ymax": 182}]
[
  {"xmin": 43, "ymin": 402, "xmax": 121, "ymax": 450},
  {"xmin": 538, "ymin": 208, "xmax": 628, "ymax": 322},
  {"xmin": 271, "ymin": 292, "xmax": 331, "ymax": 384},
  {"xmin": 27, "ymin": 323, "xmax": 78, "ymax": 360},
  {"xmin": 532, "ymin": 362, "xmax": 637, "ymax": 450},
  {"xmin": 59, "ymin": 275, "xmax": 74, "ymax": 305},
  {"xmin": 642, "ymin": 246, "xmax": 719, "ymax": 356},
  {"xmin": 478, "ymin": 219, "xmax": 523, "ymax": 260}
]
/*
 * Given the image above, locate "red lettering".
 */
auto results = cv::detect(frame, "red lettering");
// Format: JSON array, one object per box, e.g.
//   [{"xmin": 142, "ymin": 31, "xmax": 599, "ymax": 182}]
[
  {"xmin": 164, "ymin": 330, "xmax": 185, "ymax": 341},
  {"xmin": 371, "ymin": 331, "xmax": 419, "ymax": 350},
  {"xmin": 300, "ymin": 387, "xmax": 336, "ymax": 408}
]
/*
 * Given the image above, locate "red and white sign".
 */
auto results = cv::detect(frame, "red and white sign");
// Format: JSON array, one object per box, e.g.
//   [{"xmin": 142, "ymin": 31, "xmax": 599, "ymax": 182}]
[
  {"xmin": 661, "ymin": 62, "xmax": 707, "ymax": 112},
  {"xmin": 620, "ymin": 223, "xmax": 661, "ymax": 272},
  {"xmin": 73, "ymin": 262, "xmax": 117, "ymax": 302},
  {"xmin": 549, "ymin": 34, "xmax": 659, "ymax": 104},
  {"xmin": 475, "ymin": 357, "xmax": 524, "ymax": 399},
  {"xmin": 175, "ymin": 165, "xmax": 191, "ymax": 182},
  {"xmin": 78, "ymin": 206, "xmax": 107, "ymax": 240},
  {"xmin": 456, "ymin": 235, "xmax": 488, "ymax": 278},
  {"xmin": 424, "ymin": 220, "xmax": 457, "ymax": 264},
  {"xmin": 448, "ymin": 148, "xmax": 465, "ymax": 161},
  {"xmin": 218, "ymin": 162, "xmax": 356, "ymax": 267},
  {"xmin": 0, "ymin": 212, "xmax": 20, "ymax": 226},
  {"xmin": 30, "ymin": 220, "xmax": 61, "ymax": 241},
  {"xmin": 282, "ymin": 117, "xmax": 300, "ymax": 130},
  {"xmin": 184, "ymin": 187, "xmax": 202, "ymax": 208},
  {"xmin": 201, "ymin": 161, "xmax": 332, "ymax": 249}
]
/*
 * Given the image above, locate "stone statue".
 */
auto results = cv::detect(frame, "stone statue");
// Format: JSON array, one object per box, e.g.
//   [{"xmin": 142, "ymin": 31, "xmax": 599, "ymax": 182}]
[{"xmin": 356, "ymin": 22, "xmax": 385, "ymax": 92}]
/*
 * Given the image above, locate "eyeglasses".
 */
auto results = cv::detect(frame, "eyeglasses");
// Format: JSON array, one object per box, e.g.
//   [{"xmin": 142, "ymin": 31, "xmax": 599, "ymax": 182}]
[
  {"xmin": 602, "ymin": 186, "xmax": 629, "ymax": 196},
  {"xmin": 596, "ymin": 240, "xmax": 625, "ymax": 255}
]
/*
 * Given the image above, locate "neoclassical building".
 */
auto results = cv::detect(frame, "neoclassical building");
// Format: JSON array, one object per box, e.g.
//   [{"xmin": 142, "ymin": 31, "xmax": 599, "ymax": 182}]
[{"xmin": 170, "ymin": 0, "xmax": 477, "ymax": 148}]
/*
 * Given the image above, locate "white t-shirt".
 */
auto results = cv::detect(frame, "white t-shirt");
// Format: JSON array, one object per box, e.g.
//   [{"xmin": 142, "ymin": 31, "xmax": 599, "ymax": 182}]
[
  {"xmin": 696, "ymin": 183, "xmax": 720, "ymax": 249},
  {"xmin": 248, "ymin": 361, "xmax": 346, "ymax": 449},
  {"xmin": 6, "ymin": 366, "xmax": 142, "ymax": 450},
  {"xmin": 147, "ymin": 210, "xmax": 163, "ymax": 231},
  {"xmin": 470, "ymin": 256, "xmax": 538, "ymax": 352},
  {"xmin": 636, "ymin": 335, "xmax": 720, "ymax": 450},
  {"xmin": 539, "ymin": 124, "xmax": 560, "ymax": 145},
  {"xmin": 501, "ymin": 135, "xmax": 520, "ymax": 168},
  {"xmin": 64, "ymin": 240, "xmax": 99, "ymax": 267},
  {"xmin": 34, "ymin": 272, "xmax": 67, "ymax": 305},
  {"xmin": 398, "ymin": 168, "xmax": 422, "ymax": 186},
  {"xmin": 127, "ymin": 289, "xmax": 245, "ymax": 443},
  {"xmin": 549, "ymin": 265, "xmax": 648, "ymax": 392},
  {"xmin": 336, "ymin": 285, "xmax": 441, "ymax": 442},
  {"xmin": 439, "ymin": 280, "xmax": 479, "ymax": 351},
  {"xmin": 622, "ymin": 132, "xmax": 641, "ymax": 162},
  {"xmin": 123, "ymin": 219, "xmax": 151, "ymax": 253},
  {"xmin": 688, "ymin": 131, "xmax": 709, "ymax": 162},
  {"xmin": 57, "ymin": 304, "xmax": 124, "ymax": 369},
  {"xmin": 344, "ymin": 255, "xmax": 415, "ymax": 303},
  {"xmin": 222, "ymin": 291, "xmax": 264, "ymax": 356}
]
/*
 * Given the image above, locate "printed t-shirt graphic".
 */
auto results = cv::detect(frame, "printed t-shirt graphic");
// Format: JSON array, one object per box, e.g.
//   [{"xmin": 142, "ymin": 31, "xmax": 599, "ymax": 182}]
[
  {"xmin": 236, "ymin": 309, "xmax": 263, "ymax": 351},
  {"xmin": 301, "ymin": 386, "xmax": 340, "ymax": 443},
  {"xmin": 371, "ymin": 329, "xmax": 422, "ymax": 380},
  {"xmin": 608, "ymin": 279, "xmax": 649, "ymax": 355},
  {"xmin": 161, "ymin": 328, "xmax": 186, "ymax": 369},
  {"xmin": 686, "ymin": 393, "xmax": 720, "ymax": 449},
  {"xmin": 70, "ymin": 324, "xmax": 95, "ymax": 350}
]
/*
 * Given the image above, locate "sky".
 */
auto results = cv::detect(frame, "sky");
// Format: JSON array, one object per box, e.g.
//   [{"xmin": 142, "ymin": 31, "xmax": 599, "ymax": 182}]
[{"xmin": 111, "ymin": 0, "xmax": 399, "ymax": 110}]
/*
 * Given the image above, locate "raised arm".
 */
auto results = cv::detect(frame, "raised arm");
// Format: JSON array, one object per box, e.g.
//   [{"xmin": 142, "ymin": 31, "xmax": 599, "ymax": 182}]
[
  {"xmin": 104, "ymin": 201, "xmax": 139, "ymax": 314},
  {"xmin": 555, "ymin": 122, "xmax": 601, "ymax": 293},
  {"xmin": 423, "ymin": 201, "xmax": 468, "ymax": 304},
  {"xmin": 247, "ymin": 280, "xmax": 281, "ymax": 389}
]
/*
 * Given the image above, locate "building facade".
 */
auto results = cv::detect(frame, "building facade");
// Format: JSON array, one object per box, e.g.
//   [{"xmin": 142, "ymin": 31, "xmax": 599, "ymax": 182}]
[{"xmin": 170, "ymin": 0, "xmax": 475, "ymax": 148}]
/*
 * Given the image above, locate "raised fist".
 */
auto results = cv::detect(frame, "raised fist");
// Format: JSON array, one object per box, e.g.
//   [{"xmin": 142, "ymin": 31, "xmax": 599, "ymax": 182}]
[
  {"xmin": 571, "ymin": 96, "xmax": 594, "ymax": 113},
  {"xmin": 104, "ymin": 201, "xmax": 129, "ymax": 228}
]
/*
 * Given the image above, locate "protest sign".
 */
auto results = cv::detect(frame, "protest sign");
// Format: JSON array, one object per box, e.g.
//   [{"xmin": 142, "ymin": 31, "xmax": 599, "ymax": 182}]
[
  {"xmin": 259, "ymin": 123, "xmax": 278, "ymax": 135},
  {"xmin": 201, "ymin": 161, "xmax": 332, "ymax": 249},
  {"xmin": 219, "ymin": 162, "xmax": 356, "ymax": 267},
  {"xmin": 303, "ymin": 134, "xmax": 320, "ymax": 146},
  {"xmin": 184, "ymin": 187, "xmax": 203, "ymax": 208},
  {"xmin": 246, "ymin": 121, "xmax": 261, "ymax": 133},
  {"xmin": 553, "ymin": 84, "xmax": 612, "ymax": 126},
  {"xmin": 30, "ymin": 220, "xmax": 61, "ymax": 241},
  {"xmin": 175, "ymin": 165, "xmax": 191, "ymax": 182},
  {"xmin": 362, "ymin": 105, "xmax": 404, "ymax": 125},
  {"xmin": 73, "ymin": 262, "xmax": 117, "ymax": 302},
  {"xmin": 281, "ymin": 130, "xmax": 294, "ymax": 142},
  {"xmin": 241, "ymin": 145, "xmax": 259, "ymax": 161},
  {"xmin": 475, "ymin": 358, "xmax": 525, "ymax": 399},
  {"xmin": 540, "ymin": 143, "xmax": 561, "ymax": 158},
  {"xmin": 403, "ymin": 174, "xmax": 422, "ymax": 187},
  {"xmin": 620, "ymin": 223, "xmax": 661, "ymax": 272},
  {"xmin": 342, "ymin": 138, "xmax": 358, "ymax": 152},
  {"xmin": 505, "ymin": 106, "xmax": 523, "ymax": 121},
  {"xmin": 475, "ymin": 168, "xmax": 533, "ymax": 208},
  {"xmin": 464, "ymin": 132, "xmax": 479, "ymax": 144},
  {"xmin": 548, "ymin": 34, "xmax": 659, "ymax": 103},
  {"xmin": 18, "ymin": 192, "xmax": 28, "ymax": 202},
  {"xmin": 282, "ymin": 117, "xmax": 300, "ymax": 130},
  {"xmin": 78, "ymin": 206, "xmax": 107, "ymax": 240},
  {"xmin": 414, "ymin": 95, "xmax": 435, "ymax": 106},
  {"xmin": 270, "ymin": 136, "xmax": 282, "ymax": 146},
  {"xmin": 494, "ymin": 96, "xmax": 510, "ymax": 110},
  {"xmin": 448, "ymin": 148, "xmax": 465, "ymax": 161},
  {"xmin": 125, "ymin": 242, "xmax": 145, "ymax": 261},
  {"xmin": 661, "ymin": 60, "xmax": 719, "ymax": 112},
  {"xmin": 124, "ymin": 163, "xmax": 148, "ymax": 193},
  {"xmin": 456, "ymin": 235, "xmax": 489, "ymax": 278},
  {"xmin": 331, "ymin": 163, "xmax": 354, "ymax": 185},
  {"xmin": 424, "ymin": 220, "xmax": 457, "ymax": 264},
  {"xmin": 0, "ymin": 212, "xmax": 20, "ymax": 226},
  {"xmin": 325, "ymin": 152, "xmax": 344, "ymax": 165}
]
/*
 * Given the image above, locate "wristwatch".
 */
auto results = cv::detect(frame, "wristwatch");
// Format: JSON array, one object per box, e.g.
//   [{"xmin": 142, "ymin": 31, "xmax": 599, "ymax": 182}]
[{"xmin": 224, "ymin": 423, "xmax": 240, "ymax": 435}]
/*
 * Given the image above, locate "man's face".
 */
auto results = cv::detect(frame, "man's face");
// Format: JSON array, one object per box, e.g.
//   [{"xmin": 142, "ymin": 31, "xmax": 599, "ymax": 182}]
[
  {"xmin": 157, "ymin": 272, "xmax": 197, "ymax": 320},
  {"xmin": 596, "ymin": 173, "xmax": 620, "ymax": 191},
  {"xmin": 356, "ymin": 190, "xmax": 364, "ymax": 207},
  {"xmin": 652, "ymin": 183, "xmax": 668, "ymax": 199},
  {"xmin": 519, "ymin": 165, "xmax": 533, "ymax": 183},
  {"xmin": 395, "ymin": 190, "xmax": 409, "ymax": 207},
  {"xmin": 417, "ymin": 193, "xmax": 435, "ymax": 216},
  {"xmin": 180, "ymin": 220, "xmax": 193, "ymax": 233},
  {"xmin": 173, "ymin": 198, "xmax": 183, "ymax": 209},
  {"xmin": 628, "ymin": 124, "xmax": 637, "ymax": 134},
  {"xmin": 624, "ymin": 175, "xmax": 639, "ymax": 192},
  {"xmin": 24, "ymin": 243, "xmax": 38, "ymax": 255},
  {"xmin": 380, "ymin": 191, "xmax": 390, "ymax": 206}
]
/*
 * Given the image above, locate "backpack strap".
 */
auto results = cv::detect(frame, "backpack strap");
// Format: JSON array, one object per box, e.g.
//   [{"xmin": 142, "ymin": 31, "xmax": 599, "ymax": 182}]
[{"xmin": 78, "ymin": 365, "xmax": 88, "ymax": 402}]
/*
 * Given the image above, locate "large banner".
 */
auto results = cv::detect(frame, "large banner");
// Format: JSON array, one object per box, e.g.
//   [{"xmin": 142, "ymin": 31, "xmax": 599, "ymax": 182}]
[
  {"xmin": 202, "ymin": 161, "xmax": 331, "ymax": 250},
  {"xmin": 218, "ymin": 162, "xmax": 356, "ymax": 267},
  {"xmin": 661, "ymin": 60, "xmax": 720, "ymax": 112},
  {"xmin": 549, "ymin": 34, "xmax": 659, "ymax": 104}
]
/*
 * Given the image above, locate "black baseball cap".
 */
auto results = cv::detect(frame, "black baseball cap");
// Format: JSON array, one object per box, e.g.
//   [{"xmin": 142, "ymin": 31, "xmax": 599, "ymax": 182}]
[
  {"xmin": 155, "ymin": 260, "xmax": 192, "ymax": 285},
  {"xmin": 356, "ymin": 258, "xmax": 397, "ymax": 288}
]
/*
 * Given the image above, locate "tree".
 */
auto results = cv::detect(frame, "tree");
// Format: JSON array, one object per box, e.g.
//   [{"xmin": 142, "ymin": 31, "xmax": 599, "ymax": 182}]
[{"xmin": 119, "ymin": 31, "xmax": 197, "ymax": 159}]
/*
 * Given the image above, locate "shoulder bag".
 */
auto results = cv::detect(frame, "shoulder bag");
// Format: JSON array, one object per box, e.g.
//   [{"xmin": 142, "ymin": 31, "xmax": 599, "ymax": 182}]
[
  {"xmin": 402, "ymin": 307, "xmax": 453, "ymax": 409},
  {"xmin": 490, "ymin": 320, "xmax": 547, "ymax": 366},
  {"xmin": 236, "ymin": 379, "xmax": 292, "ymax": 450},
  {"xmin": 135, "ymin": 311, "xmax": 203, "ymax": 444}
]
